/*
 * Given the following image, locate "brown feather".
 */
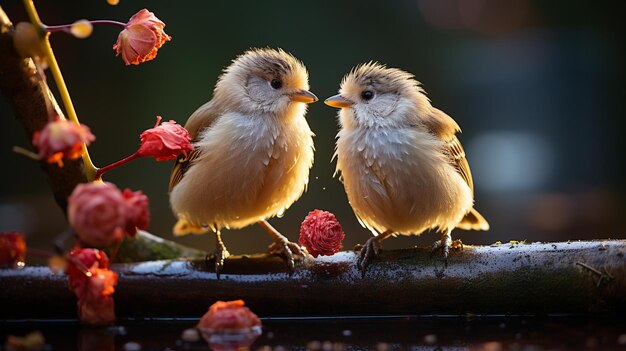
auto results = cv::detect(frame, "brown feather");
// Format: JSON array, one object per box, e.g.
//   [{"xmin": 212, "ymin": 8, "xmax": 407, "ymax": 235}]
[
  {"xmin": 168, "ymin": 100, "xmax": 222, "ymax": 192},
  {"xmin": 422, "ymin": 107, "xmax": 473, "ymax": 195},
  {"xmin": 169, "ymin": 149, "xmax": 202, "ymax": 192},
  {"xmin": 423, "ymin": 107, "xmax": 489, "ymax": 231},
  {"xmin": 457, "ymin": 208, "xmax": 490, "ymax": 231}
]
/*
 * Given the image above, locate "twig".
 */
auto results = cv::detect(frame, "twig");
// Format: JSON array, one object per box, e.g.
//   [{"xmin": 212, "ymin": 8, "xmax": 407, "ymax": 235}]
[
  {"xmin": 576, "ymin": 261, "xmax": 615, "ymax": 287},
  {"xmin": 12, "ymin": 145, "xmax": 39, "ymax": 160}
]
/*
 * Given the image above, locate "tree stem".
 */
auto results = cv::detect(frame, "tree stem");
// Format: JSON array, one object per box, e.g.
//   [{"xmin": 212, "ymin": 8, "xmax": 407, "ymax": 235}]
[
  {"xmin": 44, "ymin": 19, "xmax": 126, "ymax": 33},
  {"xmin": 22, "ymin": 0, "xmax": 98, "ymax": 181},
  {"xmin": 95, "ymin": 152, "xmax": 140, "ymax": 180}
]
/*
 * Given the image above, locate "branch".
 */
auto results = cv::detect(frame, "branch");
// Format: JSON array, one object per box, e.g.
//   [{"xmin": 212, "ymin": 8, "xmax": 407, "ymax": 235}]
[
  {"xmin": 1, "ymin": 241, "xmax": 624, "ymax": 319},
  {"xmin": 0, "ymin": 6, "xmax": 88, "ymax": 211}
]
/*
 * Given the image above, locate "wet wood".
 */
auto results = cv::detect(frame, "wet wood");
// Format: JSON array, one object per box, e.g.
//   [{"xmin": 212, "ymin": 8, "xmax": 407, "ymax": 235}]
[{"xmin": 1, "ymin": 240, "xmax": 625, "ymax": 319}]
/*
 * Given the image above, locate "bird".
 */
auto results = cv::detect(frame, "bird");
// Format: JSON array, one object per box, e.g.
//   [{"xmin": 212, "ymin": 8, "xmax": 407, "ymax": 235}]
[
  {"xmin": 325, "ymin": 62, "xmax": 489, "ymax": 275},
  {"xmin": 169, "ymin": 48, "xmax": 318, "ymax": 275}
]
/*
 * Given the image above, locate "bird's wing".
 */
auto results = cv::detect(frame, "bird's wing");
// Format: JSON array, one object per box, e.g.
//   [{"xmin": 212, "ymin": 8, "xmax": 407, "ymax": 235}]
[
  {"xmin": 168, "ymin": 100, "xmax": 221, "ymax": 192},
  {"xmin": 169, "ymin": 149, "xmax": 202, "ymax": 192},
  {"xmin": 422, "ymin": 107, "xmax": 489, "ymax": 231},
  {"xmin": 422, "ymin": 107, "xmax": 474, "ymax": 195}
]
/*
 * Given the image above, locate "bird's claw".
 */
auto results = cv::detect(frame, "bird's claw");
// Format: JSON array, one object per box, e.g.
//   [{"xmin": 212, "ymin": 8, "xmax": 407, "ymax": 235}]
[
  {"xmin": 357, "ymin": 237, "xmax": 382, "ymax": 277},
  {"xmin": 268, "ymin": 236, "xmax": 303, "ymax": 273},
  {"xmin": 205, "ymin": 246, "xmax": 230, "ymax": 279},
  {"xmin": 431, "ymin": 233, "xmax": 462, "ymax": 267}
]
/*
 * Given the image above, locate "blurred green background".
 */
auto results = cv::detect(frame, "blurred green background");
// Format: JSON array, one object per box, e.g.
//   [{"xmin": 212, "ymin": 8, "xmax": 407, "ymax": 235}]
[{"xmin": 1, "ymin": 0, "xmax": 625, "ymax": 255}]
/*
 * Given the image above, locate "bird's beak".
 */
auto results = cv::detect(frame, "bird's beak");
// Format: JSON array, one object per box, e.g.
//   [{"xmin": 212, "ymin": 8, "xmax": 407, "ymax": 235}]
[
  {"xmin": 290, "ymin": 90, "xmax": 318, "ymax": 104},
  {"xmin": 324, "ymin": 94, "xmax": 353, "ymax": 108}
]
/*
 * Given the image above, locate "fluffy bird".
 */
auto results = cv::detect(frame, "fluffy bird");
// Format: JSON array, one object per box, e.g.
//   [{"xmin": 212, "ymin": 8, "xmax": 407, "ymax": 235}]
[
  {"xmin": 325, "ymin": 62, "xmax": 489, "ymax": 274},
  {"xmin": 169, "ymin": 48, "xmax": 317, "ymax": 274}
]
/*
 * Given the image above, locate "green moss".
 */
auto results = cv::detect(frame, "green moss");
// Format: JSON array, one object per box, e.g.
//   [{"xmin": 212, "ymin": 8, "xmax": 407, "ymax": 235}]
[{"xmin": 106, "ymin": 231, "xmax": 204, "ymax": 263}]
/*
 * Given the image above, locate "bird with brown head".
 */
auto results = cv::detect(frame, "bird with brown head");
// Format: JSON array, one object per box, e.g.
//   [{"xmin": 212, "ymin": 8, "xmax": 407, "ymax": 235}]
[
  {"xmin": 326, "ymin": 62, "xmax": 489, "ymax": 275},
  {"xmin": 169, "ymin": 48, "xmax": 317, "ymax": 275}
]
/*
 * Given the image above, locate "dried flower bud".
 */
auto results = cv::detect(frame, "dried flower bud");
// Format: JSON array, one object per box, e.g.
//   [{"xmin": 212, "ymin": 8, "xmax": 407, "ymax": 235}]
[
  {"xmin": 32, "ymin": 117, "xmax": 95, "ymax": 167},
  {"xmin": 66, "ymin": 247, "xmax": 110, "ymax": 295},
  {"xmin": 197, "ymin": 300, "xmax": 262, "ymax": 350},
  {"xmin": 13, "ymin": 22, "xmax": 45, "ymax": 61},
  {"xmin": 299, "ymin": 209, "xmax": 345, "ymax": 257},
  {"xmin": 197, "ymin": 300, "xmax": 262, "ymax": 330},
  {"xmin": 113, "ymin": 9, "xmax": 171, "ymax": 65},
  {"xmin": 76, "ymin": 267, "xmax": 118, "ymax": 325},
  {"xmin": 66, "ymin": 248, "xmax": 117, "ymax": 325},
  {"xmin": 137, "ymin": 117, "xmax": 193, "ymax": 161},
  {"xmin": 70, "ymin": 19, "xmax": 93, "ymax": 39},
  {"xmin": 0, "ymin": 232, "xmax": 26, "ymax": 268}
]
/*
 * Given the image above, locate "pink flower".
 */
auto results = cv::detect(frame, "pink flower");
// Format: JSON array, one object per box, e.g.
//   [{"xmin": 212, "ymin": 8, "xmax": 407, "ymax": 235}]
[
  {"xmin": 0, "ymin": 232, "xmax": 26, "ymax": 268},
  {"xmin": 68, "ymin": 182, "xmax": 151, "ymax": 246},
  {"xmin": 113, "ymin": 9, "xmax": 171, "ymax": 65},
  {"xmin": 137, "ymin": 116, "xmax": 193, "ymax": 161},
  {"xmin": 122, "ymin": 189, "xmax": 150, "ymax": 236},
  {"xmin": 198, "ymin": 300, "xmax": 262, "ymax": 330},
  {"xmin": 68, "ymin": 182, "xmax": 127, "ymax": 247},
  {"xmin": 32, "ymin": 117, "xmax": 95, "ymax": 167},
  {"xmin": 94, "ymin": 117, "xmax": 191, "ymax": 179},
  {"xmin": 299, "ymin": 209, "xmax": 345, "ymax": 257},
  {"xmin": 65, "ymin": 248, "xmax": 117, "ymax": 325}
]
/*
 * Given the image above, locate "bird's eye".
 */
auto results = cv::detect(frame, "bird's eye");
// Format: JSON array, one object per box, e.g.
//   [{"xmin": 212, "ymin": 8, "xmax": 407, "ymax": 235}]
[
  {"xmin": 270, "ymin": 79, "xmax": 283, "ymax": 89},
  {"xmin": 361, "ymin": 90, "xmax": 374, "ymax": 101}
]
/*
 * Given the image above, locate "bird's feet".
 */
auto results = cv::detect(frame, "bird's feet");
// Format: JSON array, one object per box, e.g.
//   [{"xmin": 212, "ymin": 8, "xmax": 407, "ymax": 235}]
[
  {"xmin": 356, "ymin": 236, "xmax": 383, "ymax": 277},
  {"xmin": 268, "ymin": 234, "xmax": 304, "ymax": 273},
  {"xmin": 431, "ymin": 231, "xmax": 463, "ymax": 266},
  {"xmin": 205, "ymin": 244, "xmax": 230, "ymax": 278}
]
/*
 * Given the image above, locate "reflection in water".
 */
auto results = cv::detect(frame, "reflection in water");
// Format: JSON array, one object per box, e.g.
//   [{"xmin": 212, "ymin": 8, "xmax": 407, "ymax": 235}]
[
  {"xmin": 3, "ymin": 317, "xmax": 626, "ymax": 350},
  {"xmin": 198, "ymin": 326, "xmax": 262, "ymax": 351},
  {"xmin": 77, "ymin": 327, "xmax": 114, "ymax": 351}
]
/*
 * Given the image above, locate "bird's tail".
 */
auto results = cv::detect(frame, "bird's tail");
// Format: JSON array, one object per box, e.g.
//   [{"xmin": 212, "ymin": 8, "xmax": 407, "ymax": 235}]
[
  {"xmin": 173, "ymin": 218, "xmax": 209, "ymax": 236},
  {"xmin": 457, "ymin": 208, "xmax": 490, "ymax": 231}
]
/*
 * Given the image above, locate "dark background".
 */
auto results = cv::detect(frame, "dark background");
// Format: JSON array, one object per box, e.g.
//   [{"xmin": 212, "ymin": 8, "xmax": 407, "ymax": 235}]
[{"xmin": 1, "ymin": 0, "xmax": 624, "ymax": 255}]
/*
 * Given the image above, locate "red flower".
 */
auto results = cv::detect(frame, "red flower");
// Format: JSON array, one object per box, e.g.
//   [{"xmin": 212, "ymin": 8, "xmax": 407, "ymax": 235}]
[
  {"xmin": 113, "ymin": 9, "xmax": 171, "ymax": 65},
  {"xmin": 137, "ymin": 116, "xmax": 193, "ymax": 161},
  {"xmin": 68, "ymin": 182, "xmax": 127, "ymax": 247},
  {"xmin": 122, "ymin": 188, "xmax": 150, "ymax": 236},
  {"xmin": 65, "ymin": 248, "xmax": 117, "ymax": 325},
  {"xmin": 0, "ymin": 232, "xmax": 26, "ymax": 268},
  {"xmin": 198, "ymin": 300, "xmax": 262, "ymax": 330},
  {"xmin": 32, "ymin": 117, "xmax": 95, "ymax": 167},
  {"xmin": 65, "ymin": 247, "xmax": 110, "ymax": 295},
  {"xmin": 299, "ymin": 209, "xmax": 345, "ymax": 257},
  {"xmin": 77, "ymin": 267, "xmax": 118, "ymax": 326}
]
